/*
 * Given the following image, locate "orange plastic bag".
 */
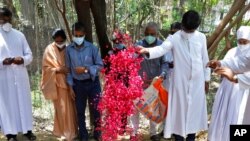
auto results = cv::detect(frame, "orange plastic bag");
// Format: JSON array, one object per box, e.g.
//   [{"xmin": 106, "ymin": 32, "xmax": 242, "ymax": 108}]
[{"xmin": 134, "ymin": 77, "xmax": 168, "ymax": 123}]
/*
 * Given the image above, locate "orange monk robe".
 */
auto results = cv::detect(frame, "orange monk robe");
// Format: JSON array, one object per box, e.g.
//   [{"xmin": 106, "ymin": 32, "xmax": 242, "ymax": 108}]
[{"xmin": 41, "ymin": 43, "xmax": 77, "ymax": 141}]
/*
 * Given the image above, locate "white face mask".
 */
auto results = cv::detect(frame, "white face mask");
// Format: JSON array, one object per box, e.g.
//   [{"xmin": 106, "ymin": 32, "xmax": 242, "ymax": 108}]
[
  {"xmin": 1, "ymin": 22, "xmax": 12, "ymax": 32},
  {"xmin": 55, "ymin": 42, "xmax": 66, "ymax": 49},
  {"xmin": 180, "ymin": 30, "xmax": 194, "ymax": 39},
  {"xmin": 73, "ymin": 36, "xmax": 85, "ymax": 46},
  {"xmin": 238, "ymin": 43, "xmax": 250, "ymax": 53}
]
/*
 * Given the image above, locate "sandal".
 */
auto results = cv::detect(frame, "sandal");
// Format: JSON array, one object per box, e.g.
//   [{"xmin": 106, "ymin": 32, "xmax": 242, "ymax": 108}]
[{"xmin": 23, "ymin": 132, "xmax": 36, "ymax": 140}]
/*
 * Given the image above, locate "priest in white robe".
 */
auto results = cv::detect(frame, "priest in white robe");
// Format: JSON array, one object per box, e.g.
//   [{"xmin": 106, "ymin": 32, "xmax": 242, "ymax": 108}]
[
  {"xmin": 139, "ymin": 10, "xmax": 210, "ymax": 141},
  {"xmin": 208, "ymin": 26, "xmax": 250, "ymax": 141},
  {"xmin": 0, "ymin": 7, "xmax": 36, "ymax": 141}
]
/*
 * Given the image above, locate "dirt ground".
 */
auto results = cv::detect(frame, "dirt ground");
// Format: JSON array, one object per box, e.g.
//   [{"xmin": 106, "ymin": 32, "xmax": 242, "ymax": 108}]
[
  {"xmin": 0, "ymin": 114, "xmax": 208, "ymax": 141},
  {"xmin": 0, "ymin": 75, "xmax": 218, "ymax": 141}
]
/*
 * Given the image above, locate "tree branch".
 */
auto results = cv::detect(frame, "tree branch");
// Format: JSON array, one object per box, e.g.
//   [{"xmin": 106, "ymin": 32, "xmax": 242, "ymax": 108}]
[
  {"xmin": 54, "ymin": 0, "xmax": 63, "ymax": 14},
  {"xmin": 207, "ymin": 0, "xmax": 246, "ymax": 48},
  {"xmin": 54, "ymin": 0, "xmax": 72, "ymax": 41},
  {"xmin": 62, "ymin": 0, "xmax": 66, "ymax": 15},
  {"xmin": 208, "ymin": 3, "xmax": 250, "ymax": 57}
]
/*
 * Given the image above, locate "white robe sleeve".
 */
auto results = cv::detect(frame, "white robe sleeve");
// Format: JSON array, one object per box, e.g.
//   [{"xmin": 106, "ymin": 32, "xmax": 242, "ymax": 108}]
[
  {"xmin": 237, "ymin": 73, "xmax": 250, "ymax": 89},
  {"xmin": 202, "ymin": 35, "xmax": 211, "ymax": 81},
  {"xmin": 21, "ymin": 34, "xmax": 33, "ymax": 66},
  {"xmin": 0, "ymin": 59, "xmax": 4, "ymax": 69},
  {"xmin": 220, "ymin": 51, "xmax": 250, "ymax": 73},
  {"xmin": 148, "ymin": 40, "xmax": 173, "ymax": 59}
]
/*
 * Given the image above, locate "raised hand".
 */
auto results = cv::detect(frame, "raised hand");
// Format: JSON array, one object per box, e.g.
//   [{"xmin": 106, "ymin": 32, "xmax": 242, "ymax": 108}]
[{"xmin": 136, "ymin": 45, "xmax": 149, "ymax": 54}]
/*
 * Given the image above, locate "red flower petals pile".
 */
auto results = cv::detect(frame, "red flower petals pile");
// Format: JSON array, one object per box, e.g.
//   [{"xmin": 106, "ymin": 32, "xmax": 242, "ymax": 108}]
[{"xmin": 99, "ymin": 31, "xmax": 144, "ymax": 141}]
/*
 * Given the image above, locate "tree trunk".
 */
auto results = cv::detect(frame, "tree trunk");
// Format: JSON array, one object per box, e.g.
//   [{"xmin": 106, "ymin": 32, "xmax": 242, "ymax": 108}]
[
  {"xmin": 207, "ymin": 0, "xmax": 245, "ymax": 48},
  {"xmin": 74, "ymin": 0, "xmax": 93, "ymax": 42},
  {"xmin": 19, "ymin": 0, "xmax": 36, "ymax": 24},
  {"xmin": 90, "ymin": 0, "xmax": 112, "ymax": 58}
]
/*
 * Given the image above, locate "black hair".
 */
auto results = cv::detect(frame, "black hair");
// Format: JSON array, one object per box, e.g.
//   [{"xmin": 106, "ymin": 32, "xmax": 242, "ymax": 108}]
[
  {"xmin": 170, "ymin": 22, "xmax": 182, "ymax": 30},
  {"xmin": 181, "ymin": 10, "xmax": 201, "ymax": 30},
  {"xmin": 0, "ymin": 7, "xmax": 12, "ymax": 17},
  {"xmin": 145, "ymin": 22, "xmax": 159, "ymax": 32},
  {"xmin": 52, "ymin": 28, "xmax": 67, "ymax": 40},
  {"xmin": 72, "ymin": 22, "xmax": 85, "ymax": 32}
]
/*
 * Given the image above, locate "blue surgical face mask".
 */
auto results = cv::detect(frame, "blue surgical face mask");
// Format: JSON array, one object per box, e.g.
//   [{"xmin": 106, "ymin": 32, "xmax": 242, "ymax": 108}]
[
  {"xmin": 145, "ymin": 35, "xmax": 156, "ymax": 45},
  {"xmin": 73, "ymin": 36, "xmax": 85, "ymax": 46},
  {"xmin": 114, "ymin": 43, "xmax": 125, "ymax": 50}
]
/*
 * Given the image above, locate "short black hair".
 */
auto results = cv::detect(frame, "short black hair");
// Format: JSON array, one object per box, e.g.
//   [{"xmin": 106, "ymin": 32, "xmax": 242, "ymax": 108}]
[
  {"xmin": 52, "ymin": 28, "xmax": 67, "ymax": 40},
  {"xmin": 72, "ymin": 22, "xmax": 85, "ymax": 32},
  {"xmin": 145, "ymin": 22, "xmax": 159, "ymax": 32},
  {"xmin": 170, "ymin": 22, "xmax": 182, "ymax": 30},
  {"xmin": 0, "ymin": 7, "xmax": 12, "ymax": 17},
  {"xmin": 181, "ymin": 10, "xmax": 201, "ymax": 30}
]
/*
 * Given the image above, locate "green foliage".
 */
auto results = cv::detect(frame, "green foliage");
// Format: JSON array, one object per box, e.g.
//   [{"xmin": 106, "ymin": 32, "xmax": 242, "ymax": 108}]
[
  {"xmin": 65, "ymin": 0, "xmax": 77, "ymax": 26},
  {"xmin": 35, "ymin": 0, "xmax": 45, "ymax": 19},
  {"xmin": 115, "ymin": 0, "xmax": 154, "ymax": 29},
  {"xmin": 13, "ymin": 0, "xmax": 21, "ymax": 16},
  {"xmin": 30, "ymin": 73, "xmax": 42, "ymax": 108},
  {"xmin": 206, "ymin": 75, "xmax": 219, "ymax": 115}
]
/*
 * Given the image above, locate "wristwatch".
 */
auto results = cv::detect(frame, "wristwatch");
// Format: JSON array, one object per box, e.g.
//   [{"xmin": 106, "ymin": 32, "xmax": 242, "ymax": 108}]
[{"xmin": 84, "ymin": 69, "xmax": 88, "ymax": 73}]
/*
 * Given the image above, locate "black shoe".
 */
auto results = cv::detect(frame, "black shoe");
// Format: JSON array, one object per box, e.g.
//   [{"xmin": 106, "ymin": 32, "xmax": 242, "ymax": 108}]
[
  {"xmin": 78, "ymin": 136, "xmax": 88, "ymax": 141},
  {"xmin": 6, "ymin": 134, "xmax": 18, "ymax": 141},
  {"xmin": 23, "ymin": 131, "xmax": 36, "ymax": 140},
  {"xmin": 160, "ymin": 131, "xmax": 164, "ymax": 137},
  {"xmin": 94, "ymin": 137, "xmax": 101, "ymax": 141},
  {"xmin": 7, "ymin": 137, "xmax": 18, "ymax": 141},
  {"xmin": 150, "ymin": 134, "xmax": 161, "ymax": 141}
]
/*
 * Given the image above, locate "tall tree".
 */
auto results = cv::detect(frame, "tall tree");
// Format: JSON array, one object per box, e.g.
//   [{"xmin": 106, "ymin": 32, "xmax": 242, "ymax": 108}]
[
  {"xmin": 74, "ymin": 0, "xmax": 93, "ymax": 42},
  {"xmin": 90, "ymin": 0, "xmax": 112, "ymax": 58},
  {"xmin": 74, "ymin": 0, "xmax": 112, "ymax": 58}
]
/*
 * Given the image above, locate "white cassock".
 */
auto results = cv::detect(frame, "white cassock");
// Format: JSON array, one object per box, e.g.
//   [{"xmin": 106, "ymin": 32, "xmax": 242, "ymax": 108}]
[
  {"xmin": 220, "ymin": 26, "xmax": 250, "ymax": 125},
  {"xmin": 163, "ymin": 35, "xmax": 174, "ymax": 90},
  {"xmin": 221, "ymin": 53, "xmax": 250, "ymax": 125},
  {"xmin": 208, "ymin": 47, "xmax": 250, "ymax": 141},
  {"xmin": 0, "ymin": 28, "xmax": 33, "ymax": 135},
  {"xmin": 147, "ymin": 30, "xmax": 211, "ymax": 138}
]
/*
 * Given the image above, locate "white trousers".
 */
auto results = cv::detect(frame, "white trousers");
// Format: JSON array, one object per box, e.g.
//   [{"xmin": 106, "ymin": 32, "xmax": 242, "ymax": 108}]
[{"xmin": 130, "ymin": 110, "xmax": 162, "ymax": 136}]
